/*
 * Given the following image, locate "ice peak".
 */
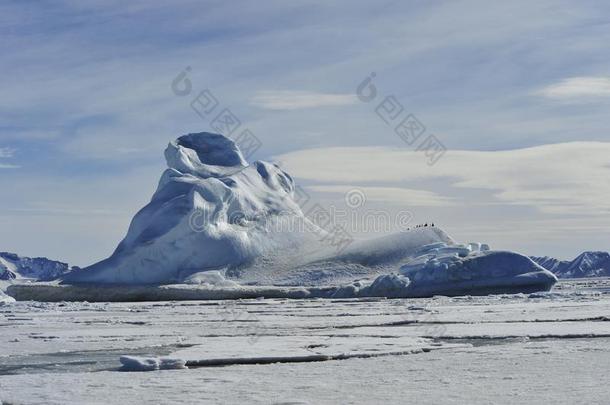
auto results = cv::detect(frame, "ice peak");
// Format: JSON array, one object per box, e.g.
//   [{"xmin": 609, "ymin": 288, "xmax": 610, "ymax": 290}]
[{"xmin": 164, "ymin": 132, "xmax": 248, "ymax": 178}]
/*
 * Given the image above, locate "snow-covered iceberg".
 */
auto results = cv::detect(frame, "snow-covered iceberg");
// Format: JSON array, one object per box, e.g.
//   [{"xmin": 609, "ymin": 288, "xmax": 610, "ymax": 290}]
[
  {"xmin": 64, "ymin": 132, "xmax": 326, "ymax": 285},
  {"xmin": 11, "ymin": 131, "xmax": 556, "ymax": 301}
]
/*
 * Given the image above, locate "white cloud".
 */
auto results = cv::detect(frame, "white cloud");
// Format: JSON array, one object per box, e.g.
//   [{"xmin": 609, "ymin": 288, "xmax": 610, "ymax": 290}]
[
  {"xmin": 0, "ymin": 147, "xmax": 17, "ymax": 168},
  {"xmin": 276, "ymin": 142, "xmax": 610, "ymax": 215},
  {"xmin": 251, "ymin": 91, "xmax": 357, "ymax": 110},
  {"xmin": 0, "ymin": 147, "xmax": 15, "ymax": 158},
  {"xmin": 537, "ymin": 76, "xmax": 610, "ymax": 100},
  {"xmin": 309, "ymin": 185, "xmax": 455, "ymax": 207}
]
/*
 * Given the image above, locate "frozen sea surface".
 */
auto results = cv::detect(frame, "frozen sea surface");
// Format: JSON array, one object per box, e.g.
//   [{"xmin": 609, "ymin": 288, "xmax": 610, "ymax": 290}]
[{"xmin": 1, "ymin": 278, "xmax": 609, "ymax": 404}]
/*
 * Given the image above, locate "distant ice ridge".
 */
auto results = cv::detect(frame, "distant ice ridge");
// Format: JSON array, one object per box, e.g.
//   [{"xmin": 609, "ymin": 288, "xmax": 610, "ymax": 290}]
[
  {"xmin": 0, "ymin": 252, "xmax": 74, "ymax": 303},
  {"xmin": 0, "ymin": 252, "xmax": 72, "ymax": 281},
  {"xmin": 531, "ymin": 252, "xmax": 610, "ymax": 278},
  {"xmin": 48, "ymin": 131, "xmax": 557, "ymax": 300}
]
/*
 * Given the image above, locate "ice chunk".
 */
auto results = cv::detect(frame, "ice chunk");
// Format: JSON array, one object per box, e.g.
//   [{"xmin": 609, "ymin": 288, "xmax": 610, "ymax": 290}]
[
  {"xmin": 119, "ymin": 356, "xmax": 187, "ymax": 372},
  {"xmin": 468, "ymin": 242, "xmax": 481, "ymax": 252},
  {"xmin": 183, "ymin": 270, "xmax": 239, "ymax": 287},
  {"xmin": 0, "ymin": 288, "xmax": 15, "ymax": 304},
  {"xmin": 159, "ymin": 358, "xmax": 188, "ymax": 370},
  {"xmin": 360, "ymin": 273, "xmax": 411, "ymax": 297}
]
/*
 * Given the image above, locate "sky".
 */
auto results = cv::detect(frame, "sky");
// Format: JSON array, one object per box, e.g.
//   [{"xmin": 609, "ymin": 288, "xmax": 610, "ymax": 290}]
[{"xmin": 1, "ymin": 0, "xmax": 609, "ymax": 266}]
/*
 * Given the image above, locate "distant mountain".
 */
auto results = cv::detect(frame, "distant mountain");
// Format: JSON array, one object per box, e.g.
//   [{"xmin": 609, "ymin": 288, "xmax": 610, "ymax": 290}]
[
  {"xmin": 0, "ymin": 252, "xmax": 74, "ymax": 281},
  {"xmin": 529, "ymin": 256, "xmax": 566, "ymax": 274},
  {"xmin": 531, "ymin": 251, "xmax": 610, "ymax": 278}
]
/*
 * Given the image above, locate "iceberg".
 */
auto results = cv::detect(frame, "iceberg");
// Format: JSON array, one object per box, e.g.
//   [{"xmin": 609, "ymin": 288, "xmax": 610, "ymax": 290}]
[
  {"xmin": 63, "ymin": 132, "xmax": 326, "ymax": 285},
  {"xmin": 9, "ymin": 131, "xmax": 556, "ymax": 301}
]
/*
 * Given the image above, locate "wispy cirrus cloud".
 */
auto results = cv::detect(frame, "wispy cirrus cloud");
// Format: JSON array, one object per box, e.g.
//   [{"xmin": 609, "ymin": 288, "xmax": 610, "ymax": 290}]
[
  {"xmin": 309, "ymin": 185, "xmax": 455, "ymax": 207},
  {"xmin": 277, "ymin": 142, "xmax": 610, "ymax": 215},
  {"xmin": 250, "ymin": 91, "xmax": 357, "ymax": 110},
  {"xmin": 536, "ymin": 76, "xmax": 610, "ymax": 100},
  {"xmin": 0, "ymin": 147, "xmax": 15, "ymax": 158},
  {"xmin": 0, "ymin": 147, "xmax": 18, "ymax": 168}
]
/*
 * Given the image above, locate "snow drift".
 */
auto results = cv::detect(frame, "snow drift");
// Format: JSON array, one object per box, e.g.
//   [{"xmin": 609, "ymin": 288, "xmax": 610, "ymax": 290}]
[{"xmin": 17, "ymin": 131, "xmax": 557, "ymax": 301}]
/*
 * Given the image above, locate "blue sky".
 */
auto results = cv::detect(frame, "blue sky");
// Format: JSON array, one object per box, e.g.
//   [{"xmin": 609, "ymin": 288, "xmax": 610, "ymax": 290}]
[{"xmin": 1, "ymin": 0, "xmax": 609, "ymax": 265}]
